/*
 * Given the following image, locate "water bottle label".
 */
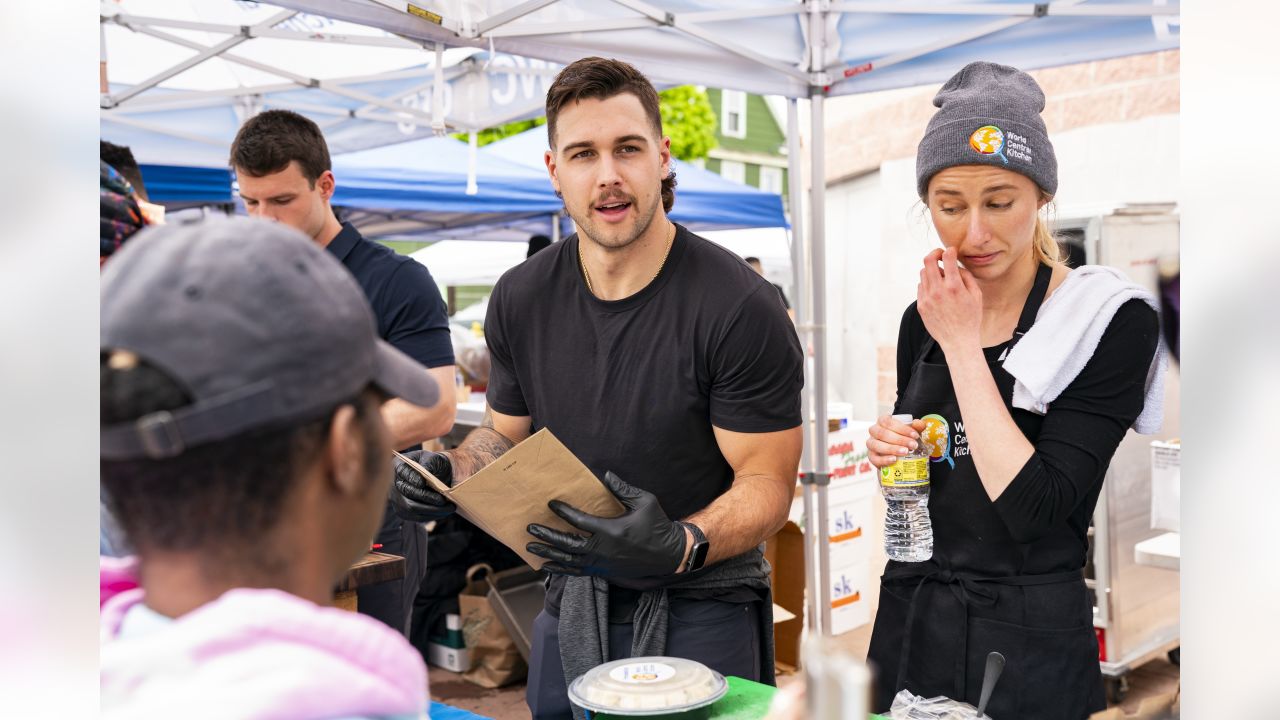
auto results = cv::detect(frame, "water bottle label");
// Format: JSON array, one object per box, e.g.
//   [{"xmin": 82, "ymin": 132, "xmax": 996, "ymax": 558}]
[{"xmin": 880, "ymin": 456, "xmax": 929, "ymax": 487}]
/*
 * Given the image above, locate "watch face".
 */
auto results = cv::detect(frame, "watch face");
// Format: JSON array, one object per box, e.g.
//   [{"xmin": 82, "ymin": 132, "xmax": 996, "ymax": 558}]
[{"xmin": 689, "ymin": 541, "xmax": 710, "ymax": 571}]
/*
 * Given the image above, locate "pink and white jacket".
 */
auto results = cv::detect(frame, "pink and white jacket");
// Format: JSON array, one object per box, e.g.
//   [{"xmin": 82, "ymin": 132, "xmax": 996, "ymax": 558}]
[{"xmin": 100, "ymin": 556, "xmax": 429, "ymax": 720}]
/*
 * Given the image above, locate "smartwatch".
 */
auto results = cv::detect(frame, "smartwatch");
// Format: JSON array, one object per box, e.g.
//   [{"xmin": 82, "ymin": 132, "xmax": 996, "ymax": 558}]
[{"xmin": 679, "ymin": 521, "xmax": 710, "ymax": 573}]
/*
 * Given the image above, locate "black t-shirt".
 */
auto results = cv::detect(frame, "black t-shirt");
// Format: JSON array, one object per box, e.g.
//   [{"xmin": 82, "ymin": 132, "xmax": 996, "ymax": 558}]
[
  {"xmin": 771, "ymin": 282, "xmax": 791, "ymax": 310},
  {"xmin": 894, "ymin": 297, "xmax": 1158, "ymax": 573},
  {"xmin": 485, "ymin": 224, "xmax": 803, "ymax": 616}
]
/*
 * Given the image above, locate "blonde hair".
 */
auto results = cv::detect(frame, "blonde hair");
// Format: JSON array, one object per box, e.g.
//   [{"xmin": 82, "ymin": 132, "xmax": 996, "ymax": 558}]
[{"xmin": 1031, "ymin": 191, "xmax": 1064, "ymax": 267}]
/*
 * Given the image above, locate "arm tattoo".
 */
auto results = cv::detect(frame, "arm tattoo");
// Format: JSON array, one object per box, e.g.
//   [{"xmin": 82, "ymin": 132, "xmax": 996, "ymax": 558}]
[{"xmin": 447, "ymin": 407, "xmax": 516, "ymax": 480}]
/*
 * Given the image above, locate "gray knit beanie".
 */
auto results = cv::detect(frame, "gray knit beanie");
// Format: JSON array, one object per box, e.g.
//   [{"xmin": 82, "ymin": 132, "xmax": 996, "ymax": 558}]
[{"xmin": 915, "ymin": 61, "xmax": 1057, "ymax": 198}]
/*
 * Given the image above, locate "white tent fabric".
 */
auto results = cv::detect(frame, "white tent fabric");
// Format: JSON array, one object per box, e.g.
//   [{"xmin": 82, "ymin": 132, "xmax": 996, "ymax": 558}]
[
  {"xmin": 101, "ymin": 0, "xmax": 556, "ymax": 162},
  {"xmin": 269, "ymin": 0, "xmax": 1180, "ymax": 97},
  {"xmin": 266, "ymin": 0, "xmax": 1181, "ymax": 635},
  {"xmin": 410, "ymin": 239, "xmax": 529, "ymax": 286}
]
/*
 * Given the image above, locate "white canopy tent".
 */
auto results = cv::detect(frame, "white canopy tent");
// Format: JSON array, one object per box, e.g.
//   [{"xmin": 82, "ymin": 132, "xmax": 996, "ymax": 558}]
[
  {"xmin": 100, "ymin": 0, "xmax": 558, "ymax": 194},
  {"xmin": 265, "ymin": 0, "xmax": 1181, "ymax": 635}
]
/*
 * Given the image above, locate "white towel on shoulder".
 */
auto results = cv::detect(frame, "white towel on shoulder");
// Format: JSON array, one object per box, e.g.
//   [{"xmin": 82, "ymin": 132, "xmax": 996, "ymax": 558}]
[{"xmin": 1003, "ymin": 265, "xmax": 1168, "ymax": 434}]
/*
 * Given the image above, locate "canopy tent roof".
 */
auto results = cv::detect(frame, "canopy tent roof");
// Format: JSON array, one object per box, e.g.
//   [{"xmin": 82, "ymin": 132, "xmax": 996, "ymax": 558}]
[
  {"xmin": 100, "ymin": 0, "xmax": 559, "ymax": 202},
  {"xmin": 483, "ymin": 128, "xmax": 788, "ymax": 230},
  {"xmin": 269, "ymin": 0, "xmax": 1179, "ymax": 99},
  {"xmin": 101, "ymin": 0, "xmax": 556, "ymax": 138}
]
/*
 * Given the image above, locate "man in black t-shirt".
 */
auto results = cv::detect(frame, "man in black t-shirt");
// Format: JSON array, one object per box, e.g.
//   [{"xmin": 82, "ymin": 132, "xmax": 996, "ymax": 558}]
[
  {"xmin": 229, "ymin": 110, "xmax": 456, "ymax": 639},
  {"xmin": 390, "ymin": 59, "xmax": 803, "ymax": 719}
]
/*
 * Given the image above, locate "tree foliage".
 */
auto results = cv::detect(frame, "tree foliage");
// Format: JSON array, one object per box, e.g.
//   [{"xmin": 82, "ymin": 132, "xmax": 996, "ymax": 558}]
[
  {"xmin": 453, "ymin": 85, "xmax": 716, "ymax": 161},
  {"xmin": 453, "ymin": 117, "xmax": 546, "ymax": 147},
  {"xmin": 658, "ymin": 85, "xmax": 717, "ymax": 161}
]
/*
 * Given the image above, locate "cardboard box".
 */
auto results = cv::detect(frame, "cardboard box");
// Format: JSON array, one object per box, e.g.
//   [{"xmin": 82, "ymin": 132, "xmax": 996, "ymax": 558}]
[
  {"xmin": 827, "ymin": 479, "xmax": 875, "ymax": 569},
  {"xmin": 765, "ymin": 520, "xmax": 805, "ymax": 671},
  {"xmin": 828, "ymin": 559, "xmax": 871, "ymax": 635}
]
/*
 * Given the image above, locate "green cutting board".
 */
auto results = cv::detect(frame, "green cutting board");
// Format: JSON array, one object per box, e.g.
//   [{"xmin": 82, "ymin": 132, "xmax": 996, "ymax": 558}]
[{"xmin": 592, "ymin": 675, "xmax": 889, "ymax": 720}]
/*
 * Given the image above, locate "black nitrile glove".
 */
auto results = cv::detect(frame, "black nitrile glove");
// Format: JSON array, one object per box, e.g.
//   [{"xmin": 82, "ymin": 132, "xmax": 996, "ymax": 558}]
[
  {"xmin": 389, "ymin": 450, "xmax": 457, "ymax": 522},
  {"xmin": 526, "ymin": 471, "xmax": 688, "ymax": 580}
]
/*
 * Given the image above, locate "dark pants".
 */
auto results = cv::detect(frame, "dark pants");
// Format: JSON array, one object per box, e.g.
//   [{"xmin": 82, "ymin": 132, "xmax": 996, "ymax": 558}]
[
  {"xmin": 526, "ymin": 597, "xmax": 762, "ymax": 720},
  {"xmin": 358, "ymin": 498, "xmax": 429, "ymax": 635}
]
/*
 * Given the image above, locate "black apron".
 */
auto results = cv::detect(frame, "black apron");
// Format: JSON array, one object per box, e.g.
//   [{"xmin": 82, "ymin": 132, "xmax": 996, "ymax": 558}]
[{"xmin": 867, "ymin": 263, "xmax": 1105, "ymax": 719}]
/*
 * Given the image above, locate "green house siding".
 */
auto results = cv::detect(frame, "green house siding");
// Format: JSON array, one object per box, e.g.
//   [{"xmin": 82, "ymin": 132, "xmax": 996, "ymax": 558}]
[
  {"xmin": 745, "ymin": 163, "xmax": 760, "ymax": 188},
  {"xmin": 704, "ymin": 158, "xmax": 721, "ymax": 174},
  {"xmin": 707, "ymin": 89, "xmax": 786, "ymax": 155}
]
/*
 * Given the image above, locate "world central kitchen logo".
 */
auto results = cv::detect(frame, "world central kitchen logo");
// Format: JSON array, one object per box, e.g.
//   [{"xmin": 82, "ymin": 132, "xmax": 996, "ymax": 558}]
[{"xmin": 920, "ymin": 414, "xmax": 972, "ymax": 468}]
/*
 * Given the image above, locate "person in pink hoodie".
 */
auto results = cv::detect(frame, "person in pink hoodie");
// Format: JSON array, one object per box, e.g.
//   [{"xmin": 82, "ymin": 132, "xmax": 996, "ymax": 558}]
[{"xmin": 99, "ymin": 217, "xmax": 440, "ymax": 719}]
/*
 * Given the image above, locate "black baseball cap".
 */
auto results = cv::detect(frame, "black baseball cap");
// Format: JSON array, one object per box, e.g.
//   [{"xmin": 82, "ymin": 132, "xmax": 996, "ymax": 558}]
[{"xmin": 101, "ymin": 217, "xmax": 438, "ymax": 460}]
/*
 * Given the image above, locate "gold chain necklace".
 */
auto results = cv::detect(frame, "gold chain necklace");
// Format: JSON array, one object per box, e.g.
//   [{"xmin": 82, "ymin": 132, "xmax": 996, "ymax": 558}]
[{"xmin": 579, "ymin": 223, "xmax": 676, "ymax": 297}]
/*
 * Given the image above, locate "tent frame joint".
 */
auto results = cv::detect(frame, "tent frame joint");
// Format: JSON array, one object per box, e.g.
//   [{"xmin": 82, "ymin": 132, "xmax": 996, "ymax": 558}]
[{"xmin": 1034, "ymin": 3, "xmax": 1049, "ymax": 17}]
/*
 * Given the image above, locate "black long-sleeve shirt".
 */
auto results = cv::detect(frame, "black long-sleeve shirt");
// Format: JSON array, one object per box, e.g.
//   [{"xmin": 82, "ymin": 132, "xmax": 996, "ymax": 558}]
[{"xmin": 894, "ymin": 298, "xmax": 1159, "ymax": 572}]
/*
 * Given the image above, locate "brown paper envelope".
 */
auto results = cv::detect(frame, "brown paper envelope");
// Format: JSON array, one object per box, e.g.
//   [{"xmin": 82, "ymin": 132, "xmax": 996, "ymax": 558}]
[{"xmin": 395, "ymin": 428, "xmax": 625, "ymax": 569}]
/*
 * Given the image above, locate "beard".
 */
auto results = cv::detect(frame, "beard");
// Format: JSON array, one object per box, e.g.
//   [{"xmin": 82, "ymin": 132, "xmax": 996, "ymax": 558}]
[{"xmin": 568, "ymin": 186, "xmax": 661, "ymax": 250}]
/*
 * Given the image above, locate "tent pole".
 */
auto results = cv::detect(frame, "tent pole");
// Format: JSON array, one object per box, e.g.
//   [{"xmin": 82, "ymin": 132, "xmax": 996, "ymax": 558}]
[
  {"xmin": 100, "ymin": 22, "xmax": 109, "ymax": 95},
  {"xmin": 789, "ymin": 96, "xmax": 820, "ymax": 637},
  {"xmin": 801, "ymin": 0, "xmax": 833, "ymax": 638},
  {"xmin": 467, "ymin": 132, "xmax": 479, "ymax": 195},
  {"xmin": 809, "ymin": 85, "xmax": 832, "ymax": 636},
  {"xmin": 786, "ymin": 98, "xmax": 810, "ymax": 476}
]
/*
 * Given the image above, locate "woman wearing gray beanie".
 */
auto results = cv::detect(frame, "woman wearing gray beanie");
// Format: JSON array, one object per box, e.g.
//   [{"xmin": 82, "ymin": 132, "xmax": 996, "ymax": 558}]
[{"xmin": 863, "ymin": 62, "xmax": 1165, "ymax": 718}]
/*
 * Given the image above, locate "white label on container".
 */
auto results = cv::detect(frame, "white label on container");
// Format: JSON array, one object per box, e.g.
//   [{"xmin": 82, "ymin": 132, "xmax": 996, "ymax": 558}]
[{"xmin": 609, "ymin": 662, "xmax": 676, "ymax": 684}]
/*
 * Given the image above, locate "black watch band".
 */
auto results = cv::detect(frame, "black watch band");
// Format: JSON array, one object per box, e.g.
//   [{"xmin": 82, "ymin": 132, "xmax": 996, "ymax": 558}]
[{"xmin": 679, "ymin": 521, "xmax": 710, "ymax": 573}]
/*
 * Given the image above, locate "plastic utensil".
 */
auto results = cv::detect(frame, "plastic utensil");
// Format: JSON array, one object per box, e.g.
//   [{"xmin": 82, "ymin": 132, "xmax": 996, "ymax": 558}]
[{"xmin": 974, "ymin": 651, "xmax": 1005, "ymax": 719}]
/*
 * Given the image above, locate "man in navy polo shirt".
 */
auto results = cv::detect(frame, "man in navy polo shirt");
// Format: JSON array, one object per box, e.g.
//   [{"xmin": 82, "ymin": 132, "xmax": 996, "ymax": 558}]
[{"xmin": 230, "ymin": 110, "xmax": 456, "ymax": 637}]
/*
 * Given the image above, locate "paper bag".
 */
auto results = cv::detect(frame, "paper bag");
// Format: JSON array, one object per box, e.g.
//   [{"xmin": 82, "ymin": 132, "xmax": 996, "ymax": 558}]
[
  {"xmin": 395, "ymin": 428, "xmax": 624, "ymax": 569},
  {"xmin": 459, "ymin": 564, "xmax": 526, "ymax": 688}
]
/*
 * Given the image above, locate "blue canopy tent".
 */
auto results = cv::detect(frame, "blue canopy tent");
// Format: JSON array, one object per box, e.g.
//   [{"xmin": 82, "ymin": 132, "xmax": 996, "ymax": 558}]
[
  {"xmin": 329, "ymin": 135, "xmax": 567, "ymax": 240},
  {"xmin": 101, "ymin": 87, "xmax": 240, "ymax": 205},
  {"xmin": 483, "ymin": 127, "xmax": 788, "ymax": 231}
]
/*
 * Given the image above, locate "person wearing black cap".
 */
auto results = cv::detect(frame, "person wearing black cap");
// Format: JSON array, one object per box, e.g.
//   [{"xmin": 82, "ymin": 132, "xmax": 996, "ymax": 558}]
[
  {"xmin": 100, "ymin": 217, "xmax": 439, "ymax": 718},
  {"xmin": 230, "ymin": 109, "xmax": 455, "ymax": 638},
  {"xmin": 864, "ymin": 62, "xmax": 1166, "ymax": 718}
]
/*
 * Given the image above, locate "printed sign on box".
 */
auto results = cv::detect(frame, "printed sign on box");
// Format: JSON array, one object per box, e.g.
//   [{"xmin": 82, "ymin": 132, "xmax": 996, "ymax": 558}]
[
  {"xmin": 826, "ymin": 424, "xmax": 877, "ymax": 570},
  {"xmin": 829, "ymin": 559, "xmax": 871, "ymax": 635}
]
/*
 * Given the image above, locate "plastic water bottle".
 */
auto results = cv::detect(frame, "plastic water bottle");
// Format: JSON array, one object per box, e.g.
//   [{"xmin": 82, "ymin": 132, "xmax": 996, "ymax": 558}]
[{"xmin": 880, "ymin": 414, "xmax": 933, "ymax": 562}]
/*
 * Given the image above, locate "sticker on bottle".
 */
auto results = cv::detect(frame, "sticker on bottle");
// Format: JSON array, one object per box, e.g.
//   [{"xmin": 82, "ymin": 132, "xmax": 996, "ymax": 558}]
[
  {"xmin": 609, "ymin": 662, "xmax": 677, "ymax": 684},
  {"xmin": 880, "ymin": 456, "xmax": 929, "ymax": 487}
]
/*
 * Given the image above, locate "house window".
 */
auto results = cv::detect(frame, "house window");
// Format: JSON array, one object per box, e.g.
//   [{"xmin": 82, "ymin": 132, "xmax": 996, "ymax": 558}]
[
  {"xmin": 721, "ymin": 89, "xmax": 747, "ymax": 139},
  {"xmin": 719, "ymin": 160, "xmax": 746, "ymax": 184},
  {"xmin": 759, "ymin": 166, "xmax": 784, "ymax": 195}
]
